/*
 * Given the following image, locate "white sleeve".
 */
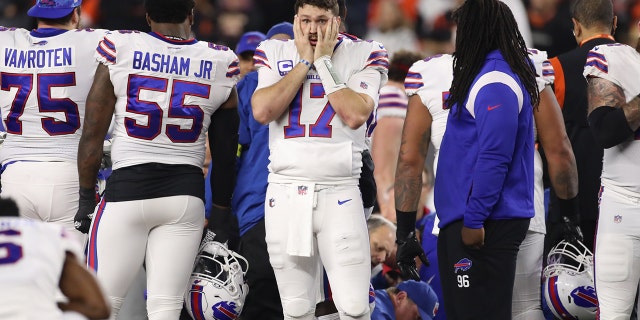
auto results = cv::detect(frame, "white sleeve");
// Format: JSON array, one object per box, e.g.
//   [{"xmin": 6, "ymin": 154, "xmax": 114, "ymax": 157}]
[{"xmin": 346, "ymin": 68, "xmax": 384, "ymax": 105}]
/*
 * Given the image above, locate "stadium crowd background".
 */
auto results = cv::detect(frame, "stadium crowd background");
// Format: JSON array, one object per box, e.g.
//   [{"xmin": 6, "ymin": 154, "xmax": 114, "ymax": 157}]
[{"xmin": 2, "ymin": 0, "xmax": 640, "ymax": 59}]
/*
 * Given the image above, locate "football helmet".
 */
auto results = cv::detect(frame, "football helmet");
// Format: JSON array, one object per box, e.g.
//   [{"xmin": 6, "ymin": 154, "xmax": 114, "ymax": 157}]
[
  {"xmin": 543, "ymin": 240, "xmax": 598, "ymax": 320},
  {"xmin": 184, "ymin": 239, "xmax": 249, "ymax": 320}
]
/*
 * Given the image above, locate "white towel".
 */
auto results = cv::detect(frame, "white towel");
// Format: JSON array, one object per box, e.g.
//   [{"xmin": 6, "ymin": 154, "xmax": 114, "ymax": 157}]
[{"xmin": 286, "ymin": 183, "xmax": 315, "ymax": 257}]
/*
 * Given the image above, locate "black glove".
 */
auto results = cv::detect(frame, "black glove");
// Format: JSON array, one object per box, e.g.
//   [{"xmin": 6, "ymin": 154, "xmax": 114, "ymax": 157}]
[
  {"xmin": 561, "ymin": 216, "xmax": 583, "ymax": 244},
  {"xmin": 396, "ymin": 231, "xmax": 429, "ymax": 281},
  {"xmin": 359, "ymin": 150, "xmax": 377, "ymax": 209},
  {"xmin": 207, "ymin": 205, "xmax": 240, "ymax": 251},
  {"xmin": 74, "ymin": 187, "xmax": 97, "ymax": 234}
]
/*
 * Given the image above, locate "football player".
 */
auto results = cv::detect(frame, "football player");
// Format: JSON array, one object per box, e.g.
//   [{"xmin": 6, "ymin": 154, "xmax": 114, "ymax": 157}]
[
  {"xmin": 0, "ymin": 0, "xmax": 108, "ymax": 244},
  {"xmin": 75, "ymin": 0, "xmax": 240, "ymax": 318},
  {"xmin": 0, "ymin": 197, "xmax": 110, "ymax": 320},
  {"xmin": 251, "ymin": 0, "xmax": 388, "ymax": 318}
]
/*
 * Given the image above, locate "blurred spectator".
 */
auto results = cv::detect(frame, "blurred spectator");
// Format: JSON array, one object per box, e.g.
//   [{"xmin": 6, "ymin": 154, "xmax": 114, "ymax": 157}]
[
  {"xmin": 528, "ymin": 0, "xmax": 575, "ymax": 57},
  {"xmin": 99, "ymin": 0, "xmax": 147, "ymax": 32},
  {"xmin": 365, "ymin": 0, "xmax": 419, "ymax": 56},
  {"xmin": 0, "ymin": 0, "xmax": 34, "ymax": 28}
]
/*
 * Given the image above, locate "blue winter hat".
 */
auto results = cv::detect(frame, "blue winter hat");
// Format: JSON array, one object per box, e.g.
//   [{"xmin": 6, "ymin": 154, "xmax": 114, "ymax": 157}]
[
  {"xmin": 397, "ymin": 280, "xmax": 439, "ymax": 320},
  {"xmin": 235, "ymin": 31, "xmax": 267, "ymax": 55},
  {"xmin": 266, "ymin": 22, "xmax": 294, "ymax": 39},
  {"xmin": 28, "ymin": 0, "xmax": 82, "ymax": 19}
]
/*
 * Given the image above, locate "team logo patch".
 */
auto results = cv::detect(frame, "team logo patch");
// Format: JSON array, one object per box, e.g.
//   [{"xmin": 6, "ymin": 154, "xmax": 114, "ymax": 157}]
[
  {"xmin": 277, "ymin": 60, "xmax": 294, "ymax": 76},
  {"xmin": 269, "ymin": 198, "xmax": 276, "ymax": 208},
  {"xmin": 32, "ymin": 40, "xmax": 48, "ymax": 46},
  {"xmin": 298, "ymin": 186, "xmax": 308, "ymax": 195},
  {"xmin": 454, "ymin": 258, "xmax": 472, "ymax": 273},
  {"xmin": 570, "ymin": 286, "xmax": 598, "ymax": 308},
  {"xmin": 614, "ymin": 215, "xmax": 622, "ymax": 223},
  {"xmin": 212, "ymin": 301, "xmax": 240, "ymax": 320}
]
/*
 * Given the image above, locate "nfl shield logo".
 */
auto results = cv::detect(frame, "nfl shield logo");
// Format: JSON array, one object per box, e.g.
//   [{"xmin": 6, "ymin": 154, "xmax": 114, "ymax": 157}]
[
  {"xmin": 360, "ymin": 81, "xmax": 368, "ymax": 89},
  {"xmin": 614, "ymin": 215, "xmax": 622, "ymax": 223},
  {"xmin": 298, "ymin": 186, "xmax": 308, "ymax": 195}
]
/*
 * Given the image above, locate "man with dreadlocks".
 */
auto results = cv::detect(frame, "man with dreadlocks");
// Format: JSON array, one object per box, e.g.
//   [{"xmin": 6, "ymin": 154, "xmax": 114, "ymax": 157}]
[{"xmin": 395, "ymin": 0, "xmax": 540, "ymax": 318}]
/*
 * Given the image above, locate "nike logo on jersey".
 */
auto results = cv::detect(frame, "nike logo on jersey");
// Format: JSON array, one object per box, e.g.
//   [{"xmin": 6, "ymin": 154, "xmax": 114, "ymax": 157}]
[
  {"xmin": 487, "ymin": 104, "xmax": 502, "ymax": 111},
  {"xmin": 338, "ymin": 199, "xmax": 353, "ymax": 205}
]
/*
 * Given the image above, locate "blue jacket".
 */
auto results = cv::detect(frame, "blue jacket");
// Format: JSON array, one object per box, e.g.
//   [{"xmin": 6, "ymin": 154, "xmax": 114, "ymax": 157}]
[
  {"xmin": 435, "ymin": 50, "xmax": 534, "ymax": 229},
  {"xmin": 231, "ymin": 71, "xmax": 270, "ymax": 236},
  {"xmin": 371, "ymin": 290, "xmax": 394, "ymax": 320}
]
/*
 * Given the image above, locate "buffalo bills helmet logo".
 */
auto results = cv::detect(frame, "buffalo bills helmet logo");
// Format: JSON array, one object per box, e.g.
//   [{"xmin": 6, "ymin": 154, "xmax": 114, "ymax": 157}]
[
  {"xmin": 570, "ymin": 286, "xmax": 598, "ymax": 308},
  {"xmin": 454, "ymin": 258, "xmax": 472, "ymax": 273},
  {"xmin": 212, "ymin": 301, "xmax": 239, "ymax": 320},
  {"xmin": 40, "ymin": 0, "xmax": 57, "ymax": 6}
]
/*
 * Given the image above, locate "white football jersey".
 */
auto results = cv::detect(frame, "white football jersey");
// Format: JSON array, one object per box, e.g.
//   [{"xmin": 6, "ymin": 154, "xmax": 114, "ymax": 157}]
[
  {"xmin": 96, "ymin": 31, "xmax": 239, "ymax": 170},
  {"xmin": 406, "ymin": 51, "xmax": 550, "ymax": 234},
  {"xmin": 528, "ymin": 48, "xmax": 555, "ymax": 92},
  {"xmin": 404, "ymin": 54, "xmax": 453, "ymax": 174},
  {"xmin": 376, "ymin": 84, "xmax": 408, "ymax": 119},
  {"xmin": 528, "ymin": 49, "xmax": 555, "ymax": 234},
  {"xmin": 0, "ymin": 217, "xmax": 82, "ymax": 319},
  {"xmin": 0, "ymin": 27, "xmax": 107, "ymax": 164},
  {"xmin": 584, "ymin": 43, "xmax": 640, "ymax": 194},
  {"xmin": 254, "ymin": 36, "xmax": 388, "ymax": 184}
]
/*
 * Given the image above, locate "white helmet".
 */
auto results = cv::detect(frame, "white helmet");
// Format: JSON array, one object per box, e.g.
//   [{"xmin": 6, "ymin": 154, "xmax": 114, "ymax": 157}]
[
  {"xmin": 184, "ymin": 239, "xmax": 249, "ymax": 320},
  {"xmin": 543, "ymin": 240, "xmax": 598, "ymax": 320}
]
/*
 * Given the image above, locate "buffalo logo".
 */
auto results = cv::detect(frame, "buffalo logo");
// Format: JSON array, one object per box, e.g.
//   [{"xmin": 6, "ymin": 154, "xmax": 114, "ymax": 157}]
[
  {"xmin": 32, "ymin": 40, "xmax": 48, "ymax": 46},
  {"xmin": 454, "ymin": 258, "xmax": 472, "ymax": 273},
  {"xmin": 614, "ymin": 215, "xmax": 622, "ymax": 224},
  {"xmin": 570, "ymin": 286, "xmax": 598, "ymax": 308},
  {"xmin": 212, "ymin": 301, "xmax": 239, "ymax": 320},
  {"xmin": 39, "ymin": 0, "xmax": 57, "ymax": 6},
  {"xmin": 269, "ymin": 198, "xmax": 275, "ymax": 208}
]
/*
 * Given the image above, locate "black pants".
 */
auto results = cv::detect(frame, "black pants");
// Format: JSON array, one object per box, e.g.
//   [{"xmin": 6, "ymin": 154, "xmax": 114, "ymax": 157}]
[
  {"xmin": 437, "ymin": 218, "xmax": 529, "ymax": 320},
  {"xmin": 239, "ymin": 219, "xmax": 284, "ymax": 320}
]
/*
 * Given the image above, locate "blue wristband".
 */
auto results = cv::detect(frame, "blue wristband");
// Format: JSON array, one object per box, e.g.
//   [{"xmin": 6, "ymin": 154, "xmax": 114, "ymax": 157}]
[{"xmin": 299, "ymin": 59, "xmax": 311, "ymax": 68}]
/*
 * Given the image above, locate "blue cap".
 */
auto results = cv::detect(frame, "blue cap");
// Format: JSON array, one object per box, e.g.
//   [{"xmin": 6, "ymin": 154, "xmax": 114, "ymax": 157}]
[
  {"xmin": 28, "ymin": 0, "xmax": 82, "ymax": 19},
  {"xmin": 266, "ymin": 22, "xmax": 294, "ymax": 39},
  {"xmin": 397, "ymin": 280, "xmax": 439, "ymax": 320},
  {"xmin": 235, "ymin": 31, "xmax": 266, "ymax": 55}
]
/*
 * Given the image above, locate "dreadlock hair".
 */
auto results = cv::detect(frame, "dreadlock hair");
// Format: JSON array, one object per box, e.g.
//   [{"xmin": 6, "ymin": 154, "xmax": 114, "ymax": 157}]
[
  {"xmin": 145, "ymin": 0, "xmax": 195, "ymax": 24},
  {"xmin": 446, "ymin": 0, "xmax": 539, "ymax": 113},
  {"xmin": 294, "ymin": 0, "xmax": 340, "ymax": 16},
  {"xmin": 571, "ymin": 0, "xmax": 614, "ymax": 30},
  {"xmin": 388, "ymin": 50, "xmax": 423, "ymax": 82}
]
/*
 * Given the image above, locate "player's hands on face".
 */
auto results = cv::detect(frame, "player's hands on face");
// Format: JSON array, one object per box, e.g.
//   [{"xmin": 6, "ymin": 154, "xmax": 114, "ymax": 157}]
[
  {"xmin": 461, "ymin": 226, "xmax": 485, "ymax": 249},
  {"xmin": 314, "ymin": 16, "xmax": 339, "ymax": 60},
  {"xmin": 294, "ymin": 15, "xmax": 314, "ymax": 63}
]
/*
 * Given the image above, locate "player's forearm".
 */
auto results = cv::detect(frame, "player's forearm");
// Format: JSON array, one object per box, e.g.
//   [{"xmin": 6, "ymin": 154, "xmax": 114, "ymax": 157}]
[
  {"xmin": 327, "ymin": 89, "xmax": 373, "ymax": 129},
  {"xmin": 622, "ymin": 96, "xmax": 640, "ymax": 131},
  {"xmin": 252, "ymin": 63, "xmax": 309, "ymax": 124},
  {"xmin": 77, "ymin": 134, "xmax": 103, "ymax": 190},
  {"xmin": 546, "ymin": 148, "xmax": 578, "ymax": 199},
  {"xmin": 394, "ymin": 144, "xmax": 427, "ymax": 213}
]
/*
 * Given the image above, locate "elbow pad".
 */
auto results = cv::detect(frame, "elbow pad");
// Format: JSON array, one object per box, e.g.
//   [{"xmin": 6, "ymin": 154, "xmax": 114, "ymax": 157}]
[
  {"xmin": 588, "ymin": 106, "xmax": 633, "ymax": 148},
  {"xmin": 209, "ymin": 107, "xmax": 239, "ymax": 207}
]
